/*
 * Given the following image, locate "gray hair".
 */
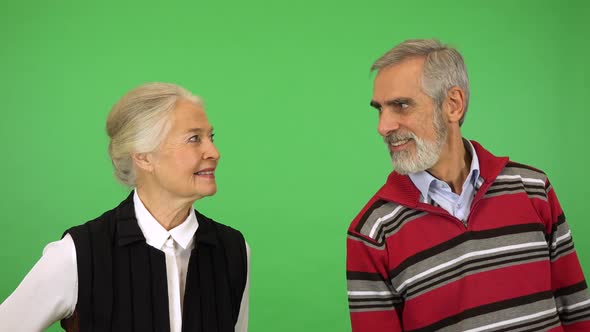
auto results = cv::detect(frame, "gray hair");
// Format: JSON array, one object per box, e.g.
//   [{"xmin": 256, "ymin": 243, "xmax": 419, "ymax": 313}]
[
  {"xmin": 371, "ymin": 39, "xmax": 470, "ymax": 126},
  {"xmin": 106, "ymin": 82, "xmax": 202, "ymax": 186}
]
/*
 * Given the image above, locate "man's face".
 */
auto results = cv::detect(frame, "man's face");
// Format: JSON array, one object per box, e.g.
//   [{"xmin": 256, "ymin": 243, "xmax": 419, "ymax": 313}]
[{"xmin": 371, "ymin": 57, "xmax": 448, "ymax": 174}]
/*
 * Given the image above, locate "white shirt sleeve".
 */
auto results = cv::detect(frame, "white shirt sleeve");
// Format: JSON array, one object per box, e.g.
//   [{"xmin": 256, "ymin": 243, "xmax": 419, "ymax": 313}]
[
  {"xmin": 0, "ymin": 234, "xmax": 78, "ymax": 332},
  {"xmin": 234, "ymin": 241, "xmax": 250, "ymax": 332}
]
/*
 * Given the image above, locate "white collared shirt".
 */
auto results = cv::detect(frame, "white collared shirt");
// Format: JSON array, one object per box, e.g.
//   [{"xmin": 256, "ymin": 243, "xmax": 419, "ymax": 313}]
[
  {"xmin": 0, "ymin": 192, "xmax": 250, "ymax": 332},
  {"xmin": 408, "ymin": 139, "xmax": 484, "ymax": 222}
]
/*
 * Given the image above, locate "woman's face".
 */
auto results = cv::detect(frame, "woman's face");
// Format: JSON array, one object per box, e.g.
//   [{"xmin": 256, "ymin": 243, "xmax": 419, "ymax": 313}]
[{"xmin": 147, "ymin": 99, "xmax": 220, "ymax": 201}]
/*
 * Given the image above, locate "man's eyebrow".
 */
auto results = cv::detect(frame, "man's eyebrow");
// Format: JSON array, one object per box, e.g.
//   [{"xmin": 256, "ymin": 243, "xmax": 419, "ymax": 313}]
[
  {"xmin": 384, "ymin": 98, "xmax": 413, "ymax": 107},
  {"xmin": 370, "ymin": 98, "xmax": 414, "ymax": 110}
]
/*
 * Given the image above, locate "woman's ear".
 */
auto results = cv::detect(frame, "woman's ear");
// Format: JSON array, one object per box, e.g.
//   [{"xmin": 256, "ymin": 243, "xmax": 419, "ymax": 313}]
[
  {"xmin": 444, "ymin": 86, "xmax": 466, "ymax": 124},
  {"xmin": 132, "ymin": 152, "xmax": 154, "ymax": 172}
]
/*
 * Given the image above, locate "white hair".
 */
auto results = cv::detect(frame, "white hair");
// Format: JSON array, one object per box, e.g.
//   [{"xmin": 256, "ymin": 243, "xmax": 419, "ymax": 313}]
[
  {"xmin": 106, "ymin": 82, "xmax": 202, "ymax": 186},
  {"xmin": 372, "ymin": 39, "xmax": 470, "ymax": 126}
]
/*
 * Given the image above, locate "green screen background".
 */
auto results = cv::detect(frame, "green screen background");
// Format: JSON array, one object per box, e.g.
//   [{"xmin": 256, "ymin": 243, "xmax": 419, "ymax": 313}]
[{"xmin": 1, "ymin": 1, "xmax": 588, "ymax": 331}]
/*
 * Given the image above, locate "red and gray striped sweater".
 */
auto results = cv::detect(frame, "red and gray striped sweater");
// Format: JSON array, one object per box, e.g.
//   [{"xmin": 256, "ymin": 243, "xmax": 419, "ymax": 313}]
[{"xmin": 347, "ymin": 141, "xmax": 590, "ymax": 331}]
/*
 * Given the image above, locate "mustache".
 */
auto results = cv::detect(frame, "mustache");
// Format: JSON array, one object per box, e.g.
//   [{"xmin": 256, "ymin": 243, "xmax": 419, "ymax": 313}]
[{"xmin": 383, "ymin": 131, "xmax": 417, "ymax": 145}]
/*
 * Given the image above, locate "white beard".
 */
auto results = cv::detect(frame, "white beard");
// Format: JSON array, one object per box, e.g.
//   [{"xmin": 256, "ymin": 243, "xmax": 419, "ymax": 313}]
[{"xmin": 385, "ymin": 108, "xmax": 448, "ymax": 175}]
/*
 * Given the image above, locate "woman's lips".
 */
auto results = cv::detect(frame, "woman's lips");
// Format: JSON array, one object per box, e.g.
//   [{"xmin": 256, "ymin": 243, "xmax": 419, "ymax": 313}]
[{"xmin": 195, "ymin": 168, "xmax": 215, "ymax": 178}]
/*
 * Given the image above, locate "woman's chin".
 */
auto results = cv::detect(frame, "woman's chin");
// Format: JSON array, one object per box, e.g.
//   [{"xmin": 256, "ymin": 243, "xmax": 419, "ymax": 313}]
[{"xmin": 193, "ymin": 186, "xmax": 217, "ymax": 200}]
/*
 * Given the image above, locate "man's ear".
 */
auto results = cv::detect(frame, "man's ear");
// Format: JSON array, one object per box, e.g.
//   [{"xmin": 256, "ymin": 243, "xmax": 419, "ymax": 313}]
[
  {"xmin": 132, "ymin": 152, "xmax": 154, "ymax": 173},
  {"xmin": 444, "ymin": 86, "xmax": 466, "ymax": 124}
]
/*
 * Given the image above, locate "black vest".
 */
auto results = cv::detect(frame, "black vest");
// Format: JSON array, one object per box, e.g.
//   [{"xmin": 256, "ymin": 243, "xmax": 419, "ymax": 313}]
[{"xmin": 60, "ymin": 192, "xmax": 247, "ymax": 332}]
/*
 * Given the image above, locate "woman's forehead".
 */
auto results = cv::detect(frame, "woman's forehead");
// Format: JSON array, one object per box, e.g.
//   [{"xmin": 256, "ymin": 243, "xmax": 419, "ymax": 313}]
[{"xmin": 170, "ymin": 99, "xmax": 212, "ymax": 131}]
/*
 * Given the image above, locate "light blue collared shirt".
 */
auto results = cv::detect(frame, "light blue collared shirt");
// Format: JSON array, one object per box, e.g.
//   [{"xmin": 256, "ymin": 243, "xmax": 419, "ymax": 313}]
[{"xmin": 408, "ymin": 139, "xmax": 483, "ymax": 222}]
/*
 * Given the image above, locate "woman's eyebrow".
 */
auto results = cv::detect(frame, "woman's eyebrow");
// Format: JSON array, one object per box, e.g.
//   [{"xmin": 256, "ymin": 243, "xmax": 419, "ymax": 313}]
[{"xmin": 186, "ymin": 127, "xmax": 214, "ymax": 133}]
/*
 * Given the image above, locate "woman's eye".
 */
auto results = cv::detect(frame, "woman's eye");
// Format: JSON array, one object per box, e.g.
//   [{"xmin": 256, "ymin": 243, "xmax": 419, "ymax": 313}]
[
  {"xmin": 188, "ymin": 135, "xmax": 201, "ymax": 143},
  {"xmin": 210, "ymin": 133, "xmax": 215, "ymax": 142}
]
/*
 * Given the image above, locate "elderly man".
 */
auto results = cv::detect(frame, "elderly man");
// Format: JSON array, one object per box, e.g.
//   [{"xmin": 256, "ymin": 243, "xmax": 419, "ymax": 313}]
[{"xmin": 346, "ymin": 39, "xmax": 590, "ymax": 331}]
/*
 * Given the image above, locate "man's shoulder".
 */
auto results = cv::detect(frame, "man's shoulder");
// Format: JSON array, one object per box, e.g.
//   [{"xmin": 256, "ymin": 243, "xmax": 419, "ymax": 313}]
[
  {"xmin": 484, "ymin": 160, "xmax": 551, "ymax": 201},
  {"xmin": 496, "ymin": 160, "xmax": 549, "ymax": 183},
  {"xmin": 348, "ymin": 192, "xmax": 425, "ymax": 244},
  {"xmin": 471, "ymin": 140, "xmax": 548, "ymax": 183}
]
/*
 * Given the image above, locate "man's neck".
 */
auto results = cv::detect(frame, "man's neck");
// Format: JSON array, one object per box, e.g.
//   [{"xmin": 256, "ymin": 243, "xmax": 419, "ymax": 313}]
[{"xmin": 428, "ymin": 133, "xmax": 471, "ymax": 195}]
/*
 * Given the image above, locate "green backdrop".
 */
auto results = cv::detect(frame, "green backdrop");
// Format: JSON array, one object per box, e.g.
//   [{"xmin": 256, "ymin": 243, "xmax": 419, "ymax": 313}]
[{"xmin": 1, "ymin": 1, "xmax": 588, "ymax": 331}]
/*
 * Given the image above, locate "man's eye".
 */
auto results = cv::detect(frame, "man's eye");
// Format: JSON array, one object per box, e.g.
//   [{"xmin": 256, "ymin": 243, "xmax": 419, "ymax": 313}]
[
  {"xmin": 210, "ymin": 133, "xmax": 215, "ymax": 142},
  {"xmin": 396, "ymin": 102, "xmax": 409, "ymax": 110}
]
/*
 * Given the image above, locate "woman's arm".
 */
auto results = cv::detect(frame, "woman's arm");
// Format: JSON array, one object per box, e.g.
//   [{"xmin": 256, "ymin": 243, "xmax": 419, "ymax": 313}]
[
  {"xmin": 0, "ymin": 234, "xmax": 78, "ymax": 331},
  {"xmin": 235, "ymin": 241, "xmax": 250, "ymax": 332}
]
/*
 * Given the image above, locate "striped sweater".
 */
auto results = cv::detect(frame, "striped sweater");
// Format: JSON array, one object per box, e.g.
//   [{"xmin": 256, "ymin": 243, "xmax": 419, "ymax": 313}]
[{"xmin": 347, "ymin": 141, "xmax": 590, "ymax": 331}]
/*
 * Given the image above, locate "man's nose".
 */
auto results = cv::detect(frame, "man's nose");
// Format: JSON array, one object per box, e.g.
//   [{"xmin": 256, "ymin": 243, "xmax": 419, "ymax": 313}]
[{"xmin": 377, "ymin": 110, "xmax": 400, "ymax": 137}]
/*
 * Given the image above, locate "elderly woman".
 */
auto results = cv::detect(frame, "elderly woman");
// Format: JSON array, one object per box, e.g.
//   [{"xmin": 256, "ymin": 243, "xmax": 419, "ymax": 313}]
[{"xmin": 0, "ymin": 83, "xmax": 249, "ymax": 332}]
